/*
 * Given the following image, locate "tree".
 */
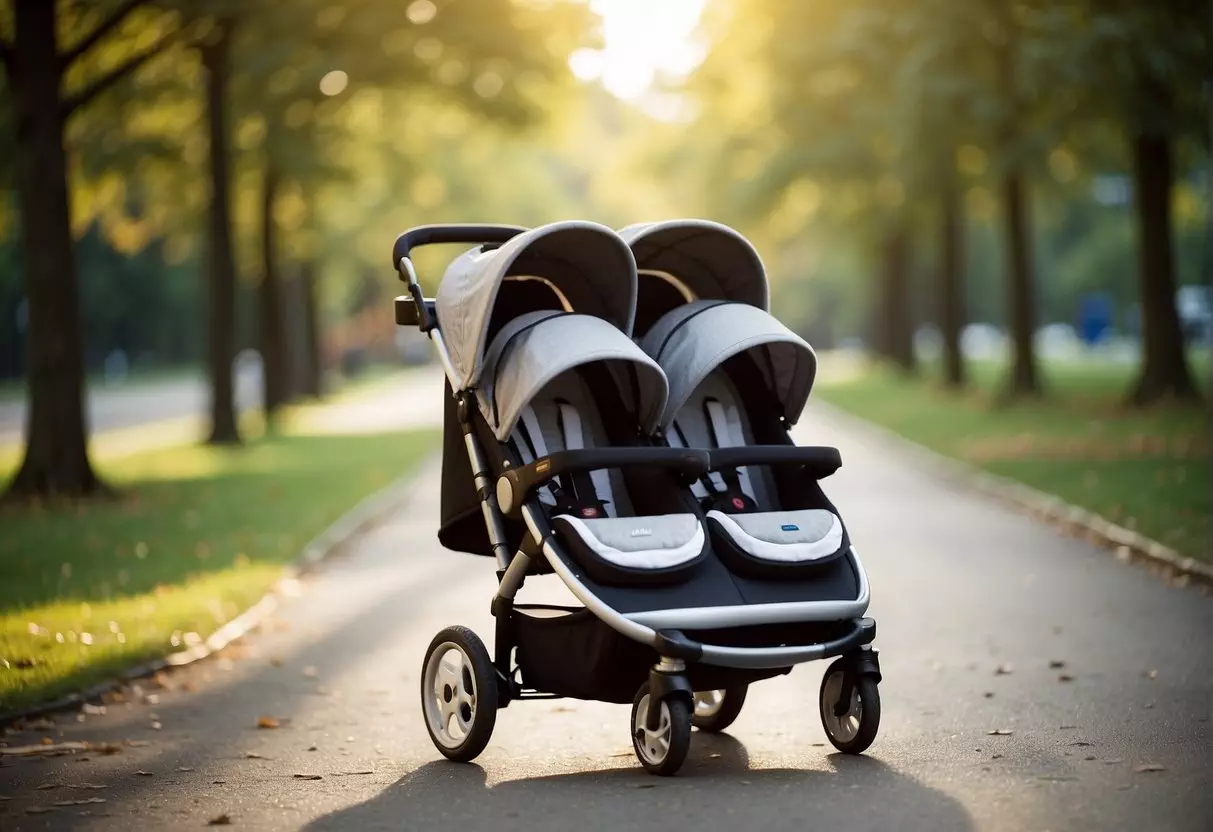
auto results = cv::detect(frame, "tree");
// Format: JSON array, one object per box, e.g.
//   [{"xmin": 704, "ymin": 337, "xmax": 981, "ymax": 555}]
[
  {"xmin": 1, "ymin": 0, "xmax": 184, "ymax": 497},
  {"xmin": 1082, "ymin": 0, "xmax": 1206, "ymax": 404}
]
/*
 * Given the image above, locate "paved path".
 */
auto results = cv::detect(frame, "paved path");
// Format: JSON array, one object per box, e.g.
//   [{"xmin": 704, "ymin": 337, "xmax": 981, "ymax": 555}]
[{"xmin": 1, "ymin": 392, "xmax": 1209, "ymax": 831}]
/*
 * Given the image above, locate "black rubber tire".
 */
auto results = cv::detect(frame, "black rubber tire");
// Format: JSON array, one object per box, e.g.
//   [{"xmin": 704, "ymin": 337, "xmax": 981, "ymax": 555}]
[
  {"xmin": 691, "ymin": 685, "xmax": 748, "ymax": 733},
  {"xmin": 631, "ymin": 683, "xmax": 692, "ymax": 776},
  {"xmin": 818, "ymin": 658, "xmax": 880, "ymax": 754},
  {"xmin": 420, "ymin": 626, "xmax": 498, "ymax": 763}
]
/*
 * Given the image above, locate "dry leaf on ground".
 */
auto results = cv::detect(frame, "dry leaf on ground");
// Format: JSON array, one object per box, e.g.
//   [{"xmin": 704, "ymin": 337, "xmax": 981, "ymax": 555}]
[
  {"xmin": 1134, "ymin": 763, "xmax": 1166, "ymax": 773},
  {"xmin": 1, "ymin": 742, "xmax": 89, "ymax": 757},
  {"xmin": 134, "ymin": 770, "xmax": 153, "ymax": 776},
  {"xmin": 293, "ymin": 774, "xmax": 323, "ymax": 780},
  {"xmin": 208, "ymin": 813, "xmax": 232, "ymax": 826},
  {"xmin": 1058, "ymin": 674, "xmax": 1075, "ymax": 683},
  {"xmin": 256, "ymin": 716, "xmax": 280, "ymax": 729},
  {"xmin": 1048, "ymin": 660, "xmax": 1066, "ymax": 669},
  {"xmin": 994, "ymin": 664, "xmax": 1013, "ymax": 676},
  {"xmin": 987, "ymin": 729, "xmax": 1013, "ymax": 736}
]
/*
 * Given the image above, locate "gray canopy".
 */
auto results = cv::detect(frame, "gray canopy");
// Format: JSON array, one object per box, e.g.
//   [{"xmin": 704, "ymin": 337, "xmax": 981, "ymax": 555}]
[
  {"xmin": 619, "ymin": 220, "xmax": 768, "ymax": 310},
  {"xmin": 436, "ymin": 221, "xmax": 637, "ymax": 391},
  {"xmin": 641, "ymin": 300, "xmax": 816, "ymax": 428},
  {"xmin": 477, "ymin": 311, "xmax": 668, "ymax": 442}
]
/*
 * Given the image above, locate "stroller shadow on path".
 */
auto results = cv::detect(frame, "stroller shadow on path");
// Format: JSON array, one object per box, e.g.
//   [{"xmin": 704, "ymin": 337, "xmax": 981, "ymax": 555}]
[{"xmin": 304, "ymin": 733, "xmax": 975, "ymax": 832}]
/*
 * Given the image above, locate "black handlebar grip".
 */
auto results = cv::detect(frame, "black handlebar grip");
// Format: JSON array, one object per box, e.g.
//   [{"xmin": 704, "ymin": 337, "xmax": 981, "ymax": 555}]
[{"xmin": 391, "ymin": 224, "xmax": 528, "ymax": 269}]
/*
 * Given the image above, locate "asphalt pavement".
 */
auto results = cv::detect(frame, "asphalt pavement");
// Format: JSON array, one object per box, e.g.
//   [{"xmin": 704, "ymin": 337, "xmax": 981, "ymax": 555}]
[{"xmin": 0, "ymin": 377, "xmax": 1209, "ymax": 831}]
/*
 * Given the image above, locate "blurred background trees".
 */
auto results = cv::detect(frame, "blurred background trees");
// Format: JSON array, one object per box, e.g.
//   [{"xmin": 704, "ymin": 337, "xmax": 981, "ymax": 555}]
[{"xmin": 0, "ymin": 0, "xmax": 1209, "ymax": 501}]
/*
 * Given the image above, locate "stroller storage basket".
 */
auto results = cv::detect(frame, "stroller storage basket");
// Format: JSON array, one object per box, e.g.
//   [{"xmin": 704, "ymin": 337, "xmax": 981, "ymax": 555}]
[{"xmin": 513, "ymin": 605, "xmax": 655, "ymax": 704}]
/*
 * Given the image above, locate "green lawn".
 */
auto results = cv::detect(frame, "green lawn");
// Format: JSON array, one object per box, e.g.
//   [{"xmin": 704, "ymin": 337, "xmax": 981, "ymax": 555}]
[
  {"xmin": 0, "ymin": 427, "xmax": 436, "ymax": 714},
  {"xmin": 815, "ymin": 354, "xmax": 1211, "ymax": 560}
]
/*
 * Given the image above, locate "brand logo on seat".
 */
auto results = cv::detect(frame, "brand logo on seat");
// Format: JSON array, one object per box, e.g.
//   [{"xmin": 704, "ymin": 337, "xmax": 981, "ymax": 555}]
[
  {"xmin": 781, "ymin": 524, "xmax": 800, "ymax": 532},
  {"xmin": 630, "ymin": 528, "xmax": 652, "ymax": 537}
]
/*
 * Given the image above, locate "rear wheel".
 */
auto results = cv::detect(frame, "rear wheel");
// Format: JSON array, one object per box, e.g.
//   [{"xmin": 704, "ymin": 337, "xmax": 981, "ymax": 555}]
[
  {"xmin": 691, "ymin": 685, "xmax": 747, "ymax": 733},
  {"xmin": 818, "ymin": 658, "xmax": 880, "ymax": 754},
  {"xmin": 631, "ymin": 683, "xmax": 692, "ymax": 776},
  {"xmin": 420, "ymin": 626, "xmax": 498, "ymax": 762}
]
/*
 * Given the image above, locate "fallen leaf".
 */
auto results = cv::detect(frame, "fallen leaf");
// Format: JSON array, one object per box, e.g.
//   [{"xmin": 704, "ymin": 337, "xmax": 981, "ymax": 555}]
[
  {"xmin": 244, "ymin": 752, "xmax": 266, "ymax": 759},
  {"xmin": 149, "ymin": 722, "xmax": 162, "ymax": 731},
  {"xmin": 1048, "ymin": 660, "xmax": 1066, "ymax": 669},
  {"xmin": 1059, "ymin": 724, "xmax": 1077, "ymax": 730},
  {"xmin": 208, "ymin": 813, "xmax": 232, "ymax": 826},
  {"xmin": 256, "ymin": 716, "xmax": 280, "ymax": 729},
  {"xmin": 293, "ymin": 774, "xmax": 322, "ymax": 780},
  {"xmin": 176, "ymin": 766, "xmax": 194, "ymax": 772},
  {"xmin": 1058, "ymin": 674, "xmax": 1074, "ymax": 683},
  {"xmin": 708, "ymin": 753, "xmax": 721, "ymax": 759},
  {"xmin": 213, "ymin": 779, "xmax": 227, "ymax": 784},
  {"xmin": 987, "ymin": 729, "xmax": 1013, "ymax": 736},
  {"xmin": 983, "ymin": 692, "xmax": 994, "ymax": 699},
  {"xmin": 52, "ymin": 798, "xmax": 106, "ymax": 807},
  {"xmin": 1134, "ymin": 763, "xmax": 1166, "ymax": 773},
  {"xmin": 991, "ymin": 753, "xmax": 1004, "ymax": 759},
  {"xmin": 307, "ymin": 746, "xmax": 318, "ymax": 752},
  {"xmin": 994, "ymin": 663, "xmax": 1013, "ymax": 676},
  {"xmin": 1068, "ymin": 741, "xmax": 1093, "ymax": 747},
  {"xmin": 810, "ymin": 742, "xmax": 825, "ymax": 747},
  {"xmin": 1084, "ymin": 755, "xmax": 1096, "ymax": 761},
  {"xmin": 0, "ymin": 742, "xmax": 89, "ymax": 757},
  {"xmin": 1103, "ymin": 759, "xmax": 1124, "ymax": 765},
  {"xmin": 135, "ymin": 770, "xmax": 153, "ymax": 776}
]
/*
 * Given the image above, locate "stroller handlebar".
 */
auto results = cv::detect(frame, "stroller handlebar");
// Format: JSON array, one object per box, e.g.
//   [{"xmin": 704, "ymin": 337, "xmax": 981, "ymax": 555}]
[
  {"xmin": 392, "ymin": 224, "xmax": 528, "ymax": 269},
  {"xmin": 497, "ymin": 447, "xmax": 711, "ymax": 518}
]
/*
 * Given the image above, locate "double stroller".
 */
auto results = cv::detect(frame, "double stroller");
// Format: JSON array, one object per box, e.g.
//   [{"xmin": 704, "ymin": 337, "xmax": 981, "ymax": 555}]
[{"xmin": 393, "ymin": 219, "xmax": 881, "ymax": 776}]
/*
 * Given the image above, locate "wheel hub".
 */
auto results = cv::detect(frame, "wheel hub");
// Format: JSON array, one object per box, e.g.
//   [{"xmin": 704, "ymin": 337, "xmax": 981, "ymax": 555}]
[
  {"xmin": 423, "ymin": 642, "xmax": 478, "ymax": 749},
  {"xmin": 633, "ymin": 694, "xmax": 672, "ymax": 764},
  {"xmin": 693, "ymin": 690, "xmax": 724, "ymax": 719},
  {"xmin": 821, "ymin": 670, "xmax": 862, "ymax": 743}
]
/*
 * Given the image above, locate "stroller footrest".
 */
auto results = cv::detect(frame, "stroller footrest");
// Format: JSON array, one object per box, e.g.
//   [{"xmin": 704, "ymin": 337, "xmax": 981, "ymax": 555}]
[{"xmin": 693, "ymin": 618, "xmax": 876, "ymax": 670}]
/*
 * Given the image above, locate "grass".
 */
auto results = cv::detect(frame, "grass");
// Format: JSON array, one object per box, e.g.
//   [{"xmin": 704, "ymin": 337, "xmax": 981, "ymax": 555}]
[
  {"xmin": 815, "ymin": 353, "xmax": 1211, "ymax": 561},
  {"xmin": 0, "ymin": 425, "xmax": 436, "ymax": 714}
]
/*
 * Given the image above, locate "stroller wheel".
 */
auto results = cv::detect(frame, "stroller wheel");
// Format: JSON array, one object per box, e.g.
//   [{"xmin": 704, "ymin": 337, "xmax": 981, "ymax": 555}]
[
  {"xmin": 818, "ymin": 658, "xmax": 880, "ymax": 754},
  {"xmin": 631, "ymin": 683, "xmax": 692, "ymax": 776},
  {"xmin": 691, "ymin": 685, "xmax": 747, "ymax": 733},
  {"xmin": 421, "ymin": 626, "xmax": 498, "ymax": 762}
]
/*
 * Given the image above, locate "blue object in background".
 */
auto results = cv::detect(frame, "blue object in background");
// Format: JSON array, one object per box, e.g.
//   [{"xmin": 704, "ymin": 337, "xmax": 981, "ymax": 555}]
[{"xmin": 1077, "ymin": 293, "xmax": 1114, "ymax": 346}]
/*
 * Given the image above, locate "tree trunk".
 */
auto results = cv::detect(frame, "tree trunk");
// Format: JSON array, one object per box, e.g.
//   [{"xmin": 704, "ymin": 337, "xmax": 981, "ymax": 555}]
[
  {"xmin": 4, "ymin": 0, "xmax": 105, "ymax": 499},
  {"xmin": 882, "ymin": 222, "xmax": 916, "ymax": 372},
  {"xmin": 1127, "ymin": 128, "xmax": 1200, "ymax": 404},
  {"xmin": 939, "ymin": 166, "xmax": 966, "ymax": 388},
  {"xmin": 999, "ymin": 169, "xmax": 1041, "ymax": 397},
  {"xmin": 298, "ymin": 258, "xmax": 323, "ymax": 398},
  {"xmin": 258, "ymin": 156, "xmax": 288, "ymax": 421},
  {"xmin": 201, "ymin": 21, "xmax": 240, "ymax": 444}
]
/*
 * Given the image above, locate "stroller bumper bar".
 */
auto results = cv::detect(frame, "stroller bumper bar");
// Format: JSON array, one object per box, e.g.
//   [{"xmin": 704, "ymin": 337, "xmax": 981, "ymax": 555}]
[
  {"xmin": 707, "ymin": 445, "xmax": 842, "ymax": 480},
  {"xmin": 650, "ymin": 618, "xmax": 876, "ymax": 669},
  {"xmin": 497, "ymin": 447, "xmax": 711, "ymax": 517}
]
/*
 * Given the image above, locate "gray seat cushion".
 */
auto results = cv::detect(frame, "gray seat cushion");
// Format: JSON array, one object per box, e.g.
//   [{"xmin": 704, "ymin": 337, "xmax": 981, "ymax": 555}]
[{"xmin": 707, "ymin": 509, "xmax": 843, "ymax": 563}]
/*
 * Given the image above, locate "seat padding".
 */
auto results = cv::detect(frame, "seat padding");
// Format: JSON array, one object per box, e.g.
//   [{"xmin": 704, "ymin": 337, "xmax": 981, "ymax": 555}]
[
  {"xmin": 707, "ymin": 509, "xmax": 846, "ymax": 578},
  {"xmin": 553, "ymin": 513, "xmax": 707, "ymax": 586}
]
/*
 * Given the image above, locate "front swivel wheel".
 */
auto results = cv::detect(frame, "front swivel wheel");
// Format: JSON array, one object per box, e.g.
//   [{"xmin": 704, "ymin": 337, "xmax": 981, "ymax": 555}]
[
  {"xmin": 818, "ymin": 658, "xmax": 880, "ymax": 754},
  {"xmin": 421, "ymin": 626, "xmax": 498, "ymax": 762},
  {"xmin": 631, "ymin": 682, "xmax": 692, "ymax": 776}
]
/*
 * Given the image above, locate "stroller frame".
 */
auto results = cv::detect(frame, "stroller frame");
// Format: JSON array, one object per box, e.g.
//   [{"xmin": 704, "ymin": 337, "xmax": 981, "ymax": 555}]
[{"xmin": 395, "ymin": 224, "xmax": 881, "ymax": 775}]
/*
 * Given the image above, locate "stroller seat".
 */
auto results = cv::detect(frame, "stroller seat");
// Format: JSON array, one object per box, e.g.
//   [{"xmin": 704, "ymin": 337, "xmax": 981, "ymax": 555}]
[{"xmin": 487, "ymin": 312, "xmax": 710, "ymax": 587}]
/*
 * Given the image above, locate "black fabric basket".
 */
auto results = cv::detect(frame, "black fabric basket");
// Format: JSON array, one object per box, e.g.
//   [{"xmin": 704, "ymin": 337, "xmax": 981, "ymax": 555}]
[{"xmin": 513, "ymin": 605, "xmax": 656, "ymax": 704}]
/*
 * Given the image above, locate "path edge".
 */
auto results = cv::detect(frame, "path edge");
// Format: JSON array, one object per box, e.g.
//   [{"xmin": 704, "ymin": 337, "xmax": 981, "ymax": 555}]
[
  {"xmin": 0, "ymin": 460, "xmax": 433, "ymax": 727},
  {"xmin": 811, "ymin": 400, "xmax": 1213, "ymax": 592}
]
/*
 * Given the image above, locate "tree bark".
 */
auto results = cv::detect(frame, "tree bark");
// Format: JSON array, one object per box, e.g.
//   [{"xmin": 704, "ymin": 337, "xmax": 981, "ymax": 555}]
[
  {"xmin": 298, "ymin": 258, "xmax": 323, "ymax": 398},
  {"xmin": 880, "ymin": 221, "xmax": 917, "ymax": 373},
  {"xmin": 1127, "ymin": 127, "xmax": 1200, "ymax": 404},
  {"xmin": 939, "ymin": 166, "xmax": 966, "ymax": 388},
  {"xmin": 4, "ymin": 0, "xmax": 105, "ymax": 499},
  {"xmin": 999, "ymin": 168, "xmax": 1042, "ymax": 397},
  {"xmin": 258, "ymin": 156, "xmax": 288, "ymax": 420},
  {"xmin": 201, "ymin": 21, "xmax": 240, "ymax": 444}
]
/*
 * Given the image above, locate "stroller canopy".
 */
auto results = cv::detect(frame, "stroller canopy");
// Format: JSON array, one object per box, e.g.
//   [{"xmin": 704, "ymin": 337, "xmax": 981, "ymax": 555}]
[
  {"xmin": 478, "ymin": 310, "xmax": 668, "ymax": 442},
  {"xmin": 619, "ymin": 220, "xmax": 768, "ymax": 311},
  {"xmin": 436, "ymin": 221, "xmax": 637, "ymax": 390},
  {"xmin": 642, "ymin": 300, "xmax": 817, "ymax": 429}
]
